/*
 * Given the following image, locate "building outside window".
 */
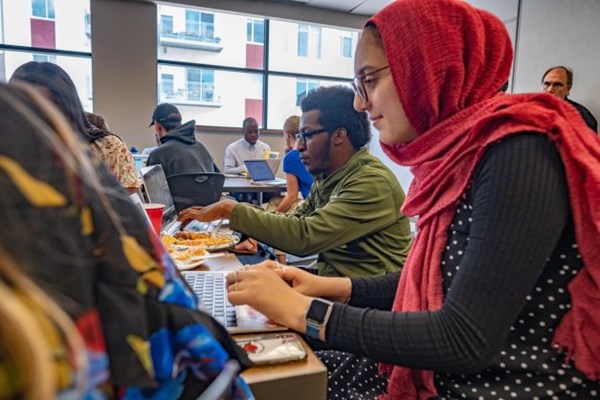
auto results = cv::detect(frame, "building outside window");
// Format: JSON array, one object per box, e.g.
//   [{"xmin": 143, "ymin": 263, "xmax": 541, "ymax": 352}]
[
  {"xmin": 0, "ymin": 1, "xmax": 92, "ymax": 110},
  {"xmin": 157, "ymin": 3, "xmax": 356, "ymax": 129},
  {"xmin": 32, "ymin": 0, "xmax": 55, "ymax": 19}
]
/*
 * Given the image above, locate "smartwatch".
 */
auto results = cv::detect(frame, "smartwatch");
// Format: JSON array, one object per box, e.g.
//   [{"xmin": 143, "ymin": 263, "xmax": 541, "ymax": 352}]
[{"xmin": 305, "ymin": 298, "xmax": 333, "ymax": 340}]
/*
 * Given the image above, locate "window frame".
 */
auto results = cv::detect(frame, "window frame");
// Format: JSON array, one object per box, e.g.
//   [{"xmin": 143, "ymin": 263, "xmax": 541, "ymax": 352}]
[{"xmin": 246, "ymin": 18, "xmax": 265, "ymax": 44}]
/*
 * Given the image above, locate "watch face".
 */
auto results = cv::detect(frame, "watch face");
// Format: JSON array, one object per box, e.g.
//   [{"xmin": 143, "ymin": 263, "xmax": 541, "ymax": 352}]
[{"xmin": 307, "ymin": 299, "xmax": 330, "ymax": 321}]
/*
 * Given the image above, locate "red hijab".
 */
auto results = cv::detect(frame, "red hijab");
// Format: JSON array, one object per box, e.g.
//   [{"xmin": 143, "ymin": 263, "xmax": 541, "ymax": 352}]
[{"xmin": 369, "ymin": 0, "xmax": 600, "ymax": 398}]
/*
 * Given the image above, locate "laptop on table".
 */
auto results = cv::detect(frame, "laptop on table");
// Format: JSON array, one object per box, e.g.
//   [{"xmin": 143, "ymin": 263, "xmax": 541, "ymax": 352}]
[
  {"xmin": 140, "ymin": 164, "xmax": 211, "ymax": 235},
  {"xmin": 244, "ymin": 159, "xmax": 286, "ymax": 186}
]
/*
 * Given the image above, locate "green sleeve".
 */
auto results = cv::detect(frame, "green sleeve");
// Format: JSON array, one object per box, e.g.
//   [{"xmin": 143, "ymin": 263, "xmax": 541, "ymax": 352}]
[{"xmin": 229, "ymin": 169, "xmax": 403, "ymax": 256}]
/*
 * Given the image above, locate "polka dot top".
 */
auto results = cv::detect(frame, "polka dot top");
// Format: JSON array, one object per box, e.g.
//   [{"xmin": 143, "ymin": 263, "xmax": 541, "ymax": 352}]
[
  {"xmin": 325, "ymin": 134, "xmax": 600, "ymax": 399},
  {"xmin": 434, "ymin": 194, "xmax": 598, "ymax": 399}
]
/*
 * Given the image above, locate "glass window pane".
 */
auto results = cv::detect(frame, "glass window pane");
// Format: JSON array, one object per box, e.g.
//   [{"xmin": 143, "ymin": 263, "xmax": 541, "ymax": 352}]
[
  {"xmin": 158, "ymin": 64, "xmax": 263, "ymax": 127},
  {"xmin": 2, "ymin": 0, "xmax": 91, "ymax": 52},
  {"xmin": 342, "ymin": 36, "xmax": 352, "ymax": 58},
  {"xmin": 1, "ymin": 50, "xmax": 93, "ymax": 110},
  {"xmin": 267, "ymin": 75, "xmax": 350, "ymax": 129},
  {"xmin": 297, "ymin": 30, "xmax": 308, "ymax": 58},
  {"xmin": 254, "ymin": 21, "xmax": 264, "ymax": 44},
  {"xmin": 161, "ymin": 15, "xmax": 173, "ymax": 35},
  {"xmin": 270, "ymin": 19, "xmax": 358, "ymax": 79},
  {"xmin": 158, "ymin": 3, "xmax": 265, "ymax": 70}
]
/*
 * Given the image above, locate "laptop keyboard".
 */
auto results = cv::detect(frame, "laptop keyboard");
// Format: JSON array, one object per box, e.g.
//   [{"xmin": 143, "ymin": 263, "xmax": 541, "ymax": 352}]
[
  {"xmin": 185, "ymin": 220, "xmax": 211, "ymax": 232},
  {"xmin": 183, "ymin": 271, "xmax": 237, "ymax": 328}
]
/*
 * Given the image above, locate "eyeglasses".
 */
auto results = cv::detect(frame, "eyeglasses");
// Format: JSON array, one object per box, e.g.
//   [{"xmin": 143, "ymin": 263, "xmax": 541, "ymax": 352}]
[
  {"xmin": 351, "ymin": 65, "xmax": 390, "ymax": 103},
  {"xmin": 295, "ymin": 128, "xmax": 328, "ymax": 145}
]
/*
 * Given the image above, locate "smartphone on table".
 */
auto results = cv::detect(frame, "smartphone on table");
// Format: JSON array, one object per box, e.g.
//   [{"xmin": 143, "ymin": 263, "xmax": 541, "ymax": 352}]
[{"xmin": 235, "ymin": 332, "xmax": 307, "ymax": 365}]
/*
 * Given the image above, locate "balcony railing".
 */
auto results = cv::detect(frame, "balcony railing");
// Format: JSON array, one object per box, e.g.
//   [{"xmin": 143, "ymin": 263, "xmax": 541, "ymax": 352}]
[
  {"xmin": 160, "ymin": 88, "xmax": 221, "ymax": 107},
  {"xmin": 159, "ymin": 31, "xmax": 223, "ymax": 52}
]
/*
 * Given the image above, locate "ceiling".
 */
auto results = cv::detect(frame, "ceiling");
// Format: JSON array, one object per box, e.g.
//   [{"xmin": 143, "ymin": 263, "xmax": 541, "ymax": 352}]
[{"xmin": 275, "ymin": 0, "xmax": 395, "ymax": 16}]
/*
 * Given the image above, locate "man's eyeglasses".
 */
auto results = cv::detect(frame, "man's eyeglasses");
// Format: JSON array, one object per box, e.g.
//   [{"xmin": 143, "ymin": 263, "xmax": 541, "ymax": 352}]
[
  {"xmin": 351, "ymin": 65, "xmax": 390, "ymax": 103},
  {"xmin": 295, "ymin": 128, "xmax": 328, "ymax": 145}
]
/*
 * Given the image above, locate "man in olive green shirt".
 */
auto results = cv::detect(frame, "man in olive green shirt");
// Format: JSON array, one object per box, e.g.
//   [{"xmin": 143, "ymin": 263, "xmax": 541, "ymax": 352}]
[{"xmin": 179, "ymin": 86, "xmax": 412, "ymax": 277}]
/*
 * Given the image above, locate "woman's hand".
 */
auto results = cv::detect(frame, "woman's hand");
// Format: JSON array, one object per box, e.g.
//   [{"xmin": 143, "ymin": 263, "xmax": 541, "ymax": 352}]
[
  {"xmin": 178, "ymin": 199, "xmax": 238, "ymax": 226},
  {"xmin": 246, "ymin": 260, "xmax": 352, "ymax": 302},
  {"xmin": 226, "ymin": 263, "xmax": 310, "ymax": 332}
]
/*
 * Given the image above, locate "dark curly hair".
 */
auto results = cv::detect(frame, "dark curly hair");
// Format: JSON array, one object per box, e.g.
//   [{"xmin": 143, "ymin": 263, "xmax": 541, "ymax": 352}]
[{"xmin": 301, "ymin": 85, "xmax": 371, "ymax": 149}]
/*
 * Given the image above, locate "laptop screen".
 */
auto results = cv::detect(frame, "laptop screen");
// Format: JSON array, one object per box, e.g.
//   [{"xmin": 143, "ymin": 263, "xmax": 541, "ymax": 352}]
[
  {"xmin": 132, "ymin": 154, "xmax": 149, "ymax": 177},
  {"xmin": 140, "ymin": 165, "xmax": 176, "ymax": 225},
  {"xmin": 244, "ymin": 159, "xmax": 275, "ymax": 181}
]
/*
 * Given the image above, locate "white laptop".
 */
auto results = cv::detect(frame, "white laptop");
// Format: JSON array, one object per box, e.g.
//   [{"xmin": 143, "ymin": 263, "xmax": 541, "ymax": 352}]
[
  {"xmin": 140, "ymin": 164, "xmax": 212, "ymax": 235},
  {"xmin": 244, "ymin": 159, "xmax": 286, "ymax": 186}
]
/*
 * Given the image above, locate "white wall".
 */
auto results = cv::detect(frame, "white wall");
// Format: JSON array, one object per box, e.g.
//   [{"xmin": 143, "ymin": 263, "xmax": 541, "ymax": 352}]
[{"xmin": 512, "ymin": 0, "xmax": 600, "ymax": 122}]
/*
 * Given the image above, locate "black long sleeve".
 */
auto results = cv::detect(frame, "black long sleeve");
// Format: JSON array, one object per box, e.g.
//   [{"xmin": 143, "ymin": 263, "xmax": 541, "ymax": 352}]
[{"xmin": 325, "ymin": 133, "xmax": 570, "ymax": 373}]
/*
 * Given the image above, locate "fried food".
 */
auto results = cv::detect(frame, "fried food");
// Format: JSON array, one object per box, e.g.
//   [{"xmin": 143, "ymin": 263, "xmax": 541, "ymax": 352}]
[
  {"xmin": 170, "ymin": 246, "xmax": 209, "ymax": 261},
  {"xmin": 170, "ymin": 231, "xmax": 232, "ymax": 247},
  {"xmin": 161, "ymin": 231, "xmax": 234, "ymax": 248}
]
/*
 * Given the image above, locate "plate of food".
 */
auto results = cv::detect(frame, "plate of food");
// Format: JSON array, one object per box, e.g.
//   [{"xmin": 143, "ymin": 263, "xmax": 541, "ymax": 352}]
[{"xmin": 161, "ymin": 231, "xmax": 240, "ymax": 251}]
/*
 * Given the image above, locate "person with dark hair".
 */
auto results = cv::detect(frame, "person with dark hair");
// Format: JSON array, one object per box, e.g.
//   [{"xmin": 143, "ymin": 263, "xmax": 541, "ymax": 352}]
[
  {"xmin": 0, "ymin": 82, "xmax": 252, "ymax": 398},
  {"xmin": 223, "ymin": 117, "xmax": 271, "ymax": 175},
  {"xmin": 206, "ymin": 1, "xmax": 600, "ymax": 399},
  {"xmin": 9, "ymin": 61, "xmax": 139, "ymax": 192},
  {"xmin": 179, "ymin": 85, "xmax": 412, "ymax": 278},
  {"xmin": 541, "ymin": 65, "xmax": 598, "ymax": 132},
  {"xmin": 147, "ymin": 103, "xmax": 219, "ymax": 176}
]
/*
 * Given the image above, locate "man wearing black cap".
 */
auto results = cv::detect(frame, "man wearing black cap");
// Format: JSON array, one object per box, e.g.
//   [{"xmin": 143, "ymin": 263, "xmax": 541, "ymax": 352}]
[{"xmin": 147, "ymin": 103, "xmax": 218, "ymax": 176}]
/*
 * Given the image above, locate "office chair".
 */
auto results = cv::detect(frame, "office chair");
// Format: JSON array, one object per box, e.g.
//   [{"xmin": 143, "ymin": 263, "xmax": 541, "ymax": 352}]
[{"xmin": 167, "ymin": 172, "xmax": 225, "ymax": 213}]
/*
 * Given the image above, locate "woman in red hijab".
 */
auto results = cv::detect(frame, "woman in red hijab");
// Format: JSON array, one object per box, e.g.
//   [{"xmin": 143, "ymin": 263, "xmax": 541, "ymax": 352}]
[{"xmin": 223, "ymin": 0, "xmax": 600, "ymax": 398}]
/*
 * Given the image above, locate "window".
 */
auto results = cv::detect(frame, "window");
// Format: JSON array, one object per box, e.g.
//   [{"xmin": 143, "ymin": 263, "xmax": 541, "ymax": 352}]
[
  {"xmin": 157, "ymin": 4, "xmax": 357, "ymax": 128},
  {"xmin": 161, "ymin": 15, "xmax": 173, "ymax": 35},
  {"xmin": 1, "ymin": 1, "xmax": 92, "ymax": 108},
  {"xmin": 186, "ymin": 68, "xmax": 214, "ymax": 103},
  {"xmin": 161, "ymin": 73, "xmax": 174, "ymax": 97},
  {"xmin": 33, "ymin": 54, "xmax": 56, "ymax": 63},
  {"xmin": 341, "ymin": 35, "xmax": 353, "ymax": 58},
  {"xmin": 32, "ymin": 0, "xmax": 55, "ymax": 19},
  {"xmin": 246, "ymin": 19, "xmax": 264, "ymax": 44},
  {"xmin": 296, "ymin": 78, "xmax": 320, "ymax": 106},
  {"xmin": 84, "ymin": 10, "xmax": 91, "ymax": 38},
  {"xmin": 184, "ymin": 10, "xmax": 214, "ymax": 41},
  {"xmin": 185, "ymin": 10, "xmax": 200, "ymax": 36},
  {"xmin": 297, "ymin": 24, "xmax": 321, "ymax": 58},
  {"xmin": 201, "ymin": 13, "xmax": 214, "ymax": 39},
  {"xmin": 268, "ymin": 76, "xmax": 349, "ymax": 129}
]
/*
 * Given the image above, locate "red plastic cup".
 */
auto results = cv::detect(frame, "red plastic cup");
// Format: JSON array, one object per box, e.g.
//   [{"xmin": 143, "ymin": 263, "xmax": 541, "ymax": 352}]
[{"xmin": 143, "ymin": 203, "xmax": 164, "ymax": 236}]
